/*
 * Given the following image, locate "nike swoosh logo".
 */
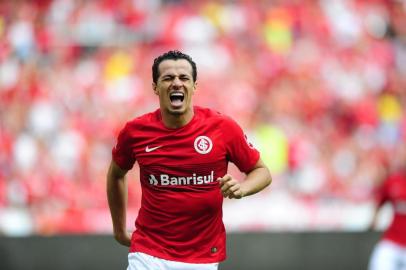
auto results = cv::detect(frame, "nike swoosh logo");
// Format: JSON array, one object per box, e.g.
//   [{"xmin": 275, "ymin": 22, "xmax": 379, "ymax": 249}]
[{"xmin": 145, "ymin": 145, "xmax": 162, "ymax": 152}]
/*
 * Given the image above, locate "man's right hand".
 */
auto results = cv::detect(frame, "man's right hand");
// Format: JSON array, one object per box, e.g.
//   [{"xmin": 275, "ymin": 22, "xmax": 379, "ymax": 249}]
[{"xmin": 114, "ymin": 230, "xmax": 131, "ymax": 247}]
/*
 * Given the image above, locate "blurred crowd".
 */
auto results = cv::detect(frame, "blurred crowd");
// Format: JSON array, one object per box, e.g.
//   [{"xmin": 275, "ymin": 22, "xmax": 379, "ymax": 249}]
[{"xmin": 0, "ymin": 0, "xmax": 405, "ymax": 235}]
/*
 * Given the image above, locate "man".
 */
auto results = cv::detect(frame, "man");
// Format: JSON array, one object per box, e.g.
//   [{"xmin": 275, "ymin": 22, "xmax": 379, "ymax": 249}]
[
  {"xmin": 107, "ymin": 50, "xmax": 272, "ymax": 270},
  {"xmin": 368, "ymin": 164, "xmax": 406, "ymax": 270}
]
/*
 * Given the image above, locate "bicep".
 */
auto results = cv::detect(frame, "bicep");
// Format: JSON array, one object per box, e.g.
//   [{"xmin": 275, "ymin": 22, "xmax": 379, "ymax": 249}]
[{"xmin": 249, "ymin": 158, "xmax": 268, "ymax": 171}]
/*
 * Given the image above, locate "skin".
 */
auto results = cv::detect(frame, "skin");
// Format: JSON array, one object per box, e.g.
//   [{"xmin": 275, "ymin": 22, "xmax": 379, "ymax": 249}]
[
  {"xmin": 218, "ymin": 159, "xmax": 271, "ymax": 199},
  {"xmin": 152, "ymin": 59, "xmax": 197, "ymax": 129},
  {"xmin": 107, "ymin": 161, "xmax": 131, "ymax": 246},
  {"xmin": 107, "ymin": 58, "xmax": 272, "ymax": 247}
]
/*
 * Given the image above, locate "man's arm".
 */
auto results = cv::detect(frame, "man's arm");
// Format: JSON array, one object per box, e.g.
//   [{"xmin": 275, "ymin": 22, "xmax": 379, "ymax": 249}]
[
  {"xmin": 368, "ymin": 204, "xmax": 380, "ymax": 231},
  {"xmin": 219, "ymin": 158, "xmax": 272, "ymax": 199},
  {"xmin": 106, "ymin": 160, "xmax": 131, "ymax": 246},
  {"xmin": 368, "ymin": 201, "xmax": 386, "ymax": 231}
]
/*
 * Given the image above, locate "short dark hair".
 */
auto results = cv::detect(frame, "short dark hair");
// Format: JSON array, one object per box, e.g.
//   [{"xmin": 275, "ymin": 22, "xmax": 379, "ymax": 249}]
[{"xmin": 152, "ymin": 50, "xmax": 197, "ymax": 83}]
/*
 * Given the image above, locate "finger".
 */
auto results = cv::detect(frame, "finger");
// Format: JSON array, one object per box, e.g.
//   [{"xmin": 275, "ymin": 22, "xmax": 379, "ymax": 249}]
[
  {"xmin": 225, "ymin": 191, "xmax": 236, "ymax": 199},
  {"xmin": 229, "ymin": 185, "xmax": 240, "ymax": 193},
  {"xmin": 221, "ymin": 179, "xmax": 237, "ymax": 193},
  {"xmin": 235, "ymin": 190, "xmax": 243, "ymax": 199},
  {"xmin": 223, "ymin": 184, "xmax": 239, "ymax": 194},
  {"xmin": 218, "ymin": 174, "xmax": 232, "ymax": 184},
  {"xmin": 224, "ymin": 184, "xmax": 240, "ymax": 198},
  {"xmin": 228, "ymin": 189, "xmax": 243, "ymax": 199},
  {"xmin": 219, "ymin": 175, "xmax": 233, "ymax": 191}
]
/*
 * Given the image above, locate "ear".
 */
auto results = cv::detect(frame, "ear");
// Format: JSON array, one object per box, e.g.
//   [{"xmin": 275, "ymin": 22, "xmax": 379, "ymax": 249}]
[
  {"xmin": 152, "ymin": 82, "xmax": 158, "ymax": 95},
  {"xmin": 192, "ymin": 81, "xmax": 197, "ymax": 93}
]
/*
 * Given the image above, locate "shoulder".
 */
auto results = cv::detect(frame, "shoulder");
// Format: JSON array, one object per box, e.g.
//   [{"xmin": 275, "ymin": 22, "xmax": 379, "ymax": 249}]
[
  {"xmin": 194, "ymin": 106, "xmax": 236, "ymax": 126},
  {"xmin": 124, "ymin": 109, "xmax": 160, "ymax": 131},
  {"xmin": 194, "ymin": 107, "xmax": 244, "ymax": 143}
]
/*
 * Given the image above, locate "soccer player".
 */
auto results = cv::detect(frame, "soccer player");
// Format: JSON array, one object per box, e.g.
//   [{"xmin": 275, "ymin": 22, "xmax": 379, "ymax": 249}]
[
  {"xmin": 106, "ymin": 50, "xmax": 272, "ymax": 270},
  {"xmin": 368, "ymin": 165, "xmax": 406, "ymax": 270}
]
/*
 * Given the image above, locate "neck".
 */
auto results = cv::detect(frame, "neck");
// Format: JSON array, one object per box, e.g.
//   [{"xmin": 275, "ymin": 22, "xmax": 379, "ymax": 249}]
[{"xmin": 161, "ymin": 107, "xmax": 194, "ymax": 129}]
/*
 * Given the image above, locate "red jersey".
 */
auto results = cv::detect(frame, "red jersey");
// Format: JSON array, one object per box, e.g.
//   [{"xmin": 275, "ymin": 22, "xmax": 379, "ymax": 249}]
[
  {"xmin": 375, "ymin": 171, "xmax": 406, "ymax": 246},
  {"xmin": 112, "ymin": 106, "xmax": 260, "ymax": 263}
]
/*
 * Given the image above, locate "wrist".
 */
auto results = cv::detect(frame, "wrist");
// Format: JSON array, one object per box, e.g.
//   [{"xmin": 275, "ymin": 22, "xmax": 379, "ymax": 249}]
[
  {"xmin": 113, "ymin": 227, "xmax": 128, "ymax": 238},
  {"xmin": 113, "ymin": 230, "xmax": 131, "ymax": 246},
  {"xmin": 240, "ymin": 185, "xmax": 249, "ymax": 198}
]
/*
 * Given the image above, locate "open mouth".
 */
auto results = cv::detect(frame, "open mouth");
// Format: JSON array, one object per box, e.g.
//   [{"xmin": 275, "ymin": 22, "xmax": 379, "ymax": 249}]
[{"xmin": 169, "ymin": 92, "xmax": 185, "ymax": 107}]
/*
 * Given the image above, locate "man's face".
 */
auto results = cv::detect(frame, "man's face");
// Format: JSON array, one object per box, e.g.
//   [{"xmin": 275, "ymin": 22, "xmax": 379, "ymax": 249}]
[{"xmin": 153, "ymin": 59, "xmax": 196, "ymax": 115}]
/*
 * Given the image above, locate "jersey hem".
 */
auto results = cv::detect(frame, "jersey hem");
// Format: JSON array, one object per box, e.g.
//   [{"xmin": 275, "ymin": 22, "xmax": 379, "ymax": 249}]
[
  {"xmin": 129, "ymin": 247, "xmax": 226, "ymax": 264},
  {"xmin": 382, "ymin": 235, "xmax": 406, "ymax": 247}
]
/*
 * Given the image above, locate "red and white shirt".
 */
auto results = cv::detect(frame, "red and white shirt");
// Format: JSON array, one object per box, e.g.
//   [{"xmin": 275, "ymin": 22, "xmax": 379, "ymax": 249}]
[
  {"xmin": 375, "ymin": 171, "xmax": 406, "ymax": 247},
  {"xmin": 112, "ymin": 106, "xmax": 260, "ymax": 263}
]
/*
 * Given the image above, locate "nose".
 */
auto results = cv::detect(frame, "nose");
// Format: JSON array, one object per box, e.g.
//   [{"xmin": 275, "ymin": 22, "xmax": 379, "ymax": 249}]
[{"xmin": 172, "ymin": 77, "xmax": 182, "ymax": 87}]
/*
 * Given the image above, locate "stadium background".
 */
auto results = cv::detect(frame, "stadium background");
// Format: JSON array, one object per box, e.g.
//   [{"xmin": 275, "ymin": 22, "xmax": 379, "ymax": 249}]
[{"xmin": 0, "ymin": 0, "xmax": 405, "ymax": 269}]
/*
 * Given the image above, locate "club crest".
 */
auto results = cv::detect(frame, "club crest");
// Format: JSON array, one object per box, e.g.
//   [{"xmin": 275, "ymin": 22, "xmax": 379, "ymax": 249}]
[{"xmin": 194, "ymin": 136, "xmax": 213, "ymax": 154}]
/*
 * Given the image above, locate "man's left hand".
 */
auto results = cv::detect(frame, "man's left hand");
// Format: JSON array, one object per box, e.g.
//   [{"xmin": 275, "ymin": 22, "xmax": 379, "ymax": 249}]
[{"xmin": 218, "ymin": 174, "xmax": 245, "ymax": 199}]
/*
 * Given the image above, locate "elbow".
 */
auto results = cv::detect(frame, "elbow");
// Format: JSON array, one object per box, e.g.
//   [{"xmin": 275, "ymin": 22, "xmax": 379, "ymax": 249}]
[
  {"xmin": 265, "ymin": 168, "xmax": 272, "ymax": 187},
  {"xmin": 267, "ymin": 175, "xmax": 272, "ymax": 187},
  {"xmin": 254, "ymin": 158, "xmax": 272, "ymax": 189},
  {"xmin": 267, "ymin": 176, "xmax": 272, "ymax": 188}
]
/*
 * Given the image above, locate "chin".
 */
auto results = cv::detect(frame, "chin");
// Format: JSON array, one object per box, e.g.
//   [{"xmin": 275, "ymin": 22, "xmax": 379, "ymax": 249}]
[{"xmin": 167, "ymin": 107, "xmax": 187, "ymax": 115}]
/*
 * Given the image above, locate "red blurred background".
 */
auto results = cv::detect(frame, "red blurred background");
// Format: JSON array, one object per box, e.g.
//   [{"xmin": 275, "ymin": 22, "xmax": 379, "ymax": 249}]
[{"xmin": 0, "ymin": 0, "xmax": 405, "ymax": 235}]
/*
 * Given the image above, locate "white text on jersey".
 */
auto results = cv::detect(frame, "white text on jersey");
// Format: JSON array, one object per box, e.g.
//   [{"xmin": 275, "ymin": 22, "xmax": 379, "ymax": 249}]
[{"xmin": 148, "ymin": 171, "xmax": 215, "ymax": 186}]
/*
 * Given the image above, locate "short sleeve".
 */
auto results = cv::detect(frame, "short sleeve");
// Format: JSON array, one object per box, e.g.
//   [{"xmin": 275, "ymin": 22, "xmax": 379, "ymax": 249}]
[
  {"xmin": 222, "ymin": 117, "xmax": 260, "ymax": 173},
  {"xmin": 112, "ymin": 122, "xmax": 136, "ymax": 170}
]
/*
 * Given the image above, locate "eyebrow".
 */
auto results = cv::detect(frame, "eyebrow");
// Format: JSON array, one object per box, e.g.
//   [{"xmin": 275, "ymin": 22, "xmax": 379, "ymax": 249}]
[{"xmin": 161, "ymin": 73, "xmax": 191, "ymax": 79}]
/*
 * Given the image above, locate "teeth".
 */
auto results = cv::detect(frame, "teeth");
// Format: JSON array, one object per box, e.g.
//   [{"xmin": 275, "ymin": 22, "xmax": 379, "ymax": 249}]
[{"xmin": 170, "ymin": 93, "xmax": 184, "ymax": 97}]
